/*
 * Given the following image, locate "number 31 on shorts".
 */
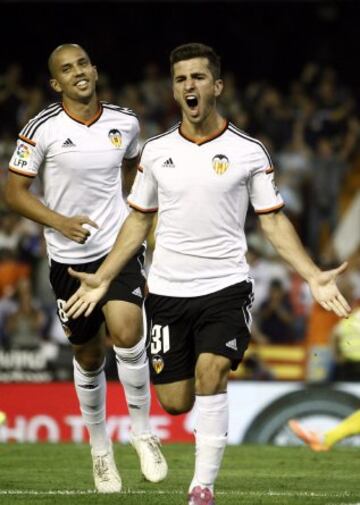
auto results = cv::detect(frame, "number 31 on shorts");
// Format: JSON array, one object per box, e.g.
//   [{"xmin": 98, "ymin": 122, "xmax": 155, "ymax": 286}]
[{"xmin": 150, "ymin": 324, "xmax": 170, "ymax": 354}]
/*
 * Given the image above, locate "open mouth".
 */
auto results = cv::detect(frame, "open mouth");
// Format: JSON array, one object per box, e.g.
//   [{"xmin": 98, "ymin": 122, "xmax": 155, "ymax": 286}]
[
  {"xmin": 75, "ymin": 79, "xmax": 89, "ymax": 90},
  {"xmin": 185, "ymin": 95, "xmax": 198, "ymax": 110}
]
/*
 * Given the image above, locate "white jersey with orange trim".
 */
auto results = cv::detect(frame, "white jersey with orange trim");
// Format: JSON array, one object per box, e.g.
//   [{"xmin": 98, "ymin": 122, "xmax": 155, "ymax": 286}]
[
  {"xmin": 128, "ymin": 121, "xmax": 284, "ymax": 297},
  {"xmin": 9, "ymin": 102, "xmax": 140, "ymax": 263}
]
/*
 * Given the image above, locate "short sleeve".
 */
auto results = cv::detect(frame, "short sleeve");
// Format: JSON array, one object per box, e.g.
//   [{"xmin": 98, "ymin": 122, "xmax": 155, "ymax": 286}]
[
  {"xmin": 127, "ymin": 144, "xmax": 158, "ymax": 212},
  {"xmin": 124, "ymin": 117, "xmax": 141, "ymax": 160},
  {"xmin": 248, "ymin": 144, "xmax": 284, "ymax": 214},
  {"xmin": 8, "ymin": 125, "xmax": 46, "ymax": 178}
]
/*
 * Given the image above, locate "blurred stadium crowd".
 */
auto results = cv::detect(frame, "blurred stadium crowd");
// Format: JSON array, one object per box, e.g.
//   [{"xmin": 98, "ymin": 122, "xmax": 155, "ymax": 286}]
[{"xmin": 0, "ymin": 59, "xmax": 359, "ymax": 382}]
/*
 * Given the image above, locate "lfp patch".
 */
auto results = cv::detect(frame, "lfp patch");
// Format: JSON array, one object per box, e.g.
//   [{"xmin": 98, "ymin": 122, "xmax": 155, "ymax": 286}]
[{"xmin": 16, "ymin": 143, "xmax": 31, "ymax": 160}]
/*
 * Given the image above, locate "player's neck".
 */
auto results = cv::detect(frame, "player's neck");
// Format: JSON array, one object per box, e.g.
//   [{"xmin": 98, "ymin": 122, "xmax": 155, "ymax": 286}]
[
  {"xmin": 180, "ymin": 110, "xmax": 226, "ymax": 141},
  {"xmin": 62, "ymin": 94, "xmax": 100, "ymax": 121}
]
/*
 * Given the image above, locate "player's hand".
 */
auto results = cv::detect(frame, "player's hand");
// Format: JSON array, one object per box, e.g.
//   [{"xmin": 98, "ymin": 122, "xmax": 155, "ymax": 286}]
[
  {"xmin": 60, "ymin": 215, "xmax": 99, "ymax": 243},
  {"xmin": 308, "ymin": 262, "xmax": 351, "ymax": 317},
  {"xmin": 64, "ymin": 268, "xmax": 110, "ymax": 318}
]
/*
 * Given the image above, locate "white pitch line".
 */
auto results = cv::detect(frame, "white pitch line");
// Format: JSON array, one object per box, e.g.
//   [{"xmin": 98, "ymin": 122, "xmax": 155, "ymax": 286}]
[{"xmin": 0, "ymin": 489, "xmax": 357, "ymax": 498}]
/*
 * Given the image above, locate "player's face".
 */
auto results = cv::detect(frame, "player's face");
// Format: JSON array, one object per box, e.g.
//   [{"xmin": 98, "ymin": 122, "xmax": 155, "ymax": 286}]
[
  {"xmin": 50, "ymin": 47, "xmax": 98, "ymax": 102},
  {"xmin": 172, "ymin": 57, "xmax": 223, "ymax": 124}
]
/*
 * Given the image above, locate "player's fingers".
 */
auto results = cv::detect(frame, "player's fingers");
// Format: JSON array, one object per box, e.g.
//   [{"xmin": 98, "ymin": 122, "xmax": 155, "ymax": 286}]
[
  {"xmin": 73, "ymin": 229, "xmax": 90, "ymax": 239},
  {"xmin": 64, "ymin": 291, "xmax": 80, "ymax": 311},
  {"xmin": 65, "ymin": 298, "xmax": 84, "ymax": 318},
  {"xmin": 70, "ymin": 232, "xmax": 88, "ymax": 243},
  {"xmin": 85, "ymin": 303, "xmax": 96, "ymax": 317},
  {"xmin": 78, "ymin": 228, "xmax": 91, "ymax": 237},
  {"xmin": 320, "ymin": 300, "xmax": 332, "ymax": 312},
  {"xmin": 328, "ymin": 298, "xmax": 348, "ymax": 318},
  {"xmin": 67, "ymin": 299, "xmax": 87, "ymax": 319},
  {"xmin": 72, "ymin": 303, "xmax": 89, "ymax": 319},
  {"xmin": 336, "ymin": 293, "xmax": 351, "ymax": 313},
  {"xmin": 79, "ymin": 216, "xmax": 99, "ymax": 229}
]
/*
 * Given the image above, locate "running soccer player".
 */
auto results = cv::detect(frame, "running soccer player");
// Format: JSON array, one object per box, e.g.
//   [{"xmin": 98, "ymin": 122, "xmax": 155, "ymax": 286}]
[
  {"xmin": 5, "ymin": 44, "xmax": 167, "ymax": 493},
  {"xmin": 64, "ymin": 43, "xmax": 351, "ymax": 504}
]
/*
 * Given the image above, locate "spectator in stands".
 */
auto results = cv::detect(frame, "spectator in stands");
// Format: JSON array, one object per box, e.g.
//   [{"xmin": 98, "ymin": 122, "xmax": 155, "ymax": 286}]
[
  {"xmin": 246, "ymin": 246, "xmax": 290, "ymax": 315},
  {"xmin": 17, "ymin": 86, "xmax": 47, "ymax": 127},
  {"xmin": 0, "ymin": 212, "xmax": 22, "ymax": 252},
  {"xmin": 0, "ymin": 63, "xmax": 27, "ymax": 137},
  {"xmin": 307, "ymin": 137, "xmax": 348, "ymax": 261},
  {"xmin": 0, "ymin": 249, "xmax": 30, "ymax": 302},
  {"xmin": 258, "ymin": 279, "xmax": 296, "ymax": 344},
  {"xmin": 252, "ymin": 85, "xmax": 293, "ymax": 150},
  {"xmin": 5, "ymin": 289, "xmax": 45, "ymax": 350}
]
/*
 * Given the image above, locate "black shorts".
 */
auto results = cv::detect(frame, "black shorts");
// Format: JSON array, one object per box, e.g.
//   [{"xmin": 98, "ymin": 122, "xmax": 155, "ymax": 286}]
[
  {"xmin": 145, "ymin": 281, "xmax": 254, "ymax": 385},
  {"xmin": 49, "ymin": 247, "xmax": 146, "ymax": 345}
]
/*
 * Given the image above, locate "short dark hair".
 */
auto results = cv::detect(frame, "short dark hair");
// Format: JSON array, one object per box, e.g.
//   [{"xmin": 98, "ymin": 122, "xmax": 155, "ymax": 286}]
[{"xmin": 170, "ymin": 43, "xmax": 221, "ymax": 80}]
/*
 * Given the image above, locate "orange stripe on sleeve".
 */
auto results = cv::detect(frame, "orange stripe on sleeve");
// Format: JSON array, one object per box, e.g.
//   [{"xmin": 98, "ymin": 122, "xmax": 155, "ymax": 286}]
[
  {"xmin": 128, "ymin": 200, "xmax": 158, "ymax": 213},
  {"xmin": 265, "ymin": 167, "xmax": 274, "ymax": 174},
  {"xmin": 137, "ymin": 166, "xmax": 144, "ymax": 173},
  {"xmin": 9, "ymin": 166, "xmax": 36, "ymax": 178},
  {"xmin": 256, "ymin": 203, "xmax": 285, "ymax": 215},
  {"xmin": 19, "ymin": 135, "xmax": 36, "ymax": 146}
]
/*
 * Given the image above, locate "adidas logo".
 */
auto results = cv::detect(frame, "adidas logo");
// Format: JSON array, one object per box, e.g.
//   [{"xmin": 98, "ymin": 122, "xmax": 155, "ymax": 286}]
[
  {"xmin": 62, "ymin": 138, "xmax": 76, "ymax": 147},
  {"xmin": 162, "ymin": 157, "xmax": 175, "ymax": 167},
  {"xmin": 132, "ymin": 287, "xmax": 143, "ymax": 298},
  {"xmin": 225, "ymin": 338, "xmax": 238, "ymax": 351}
]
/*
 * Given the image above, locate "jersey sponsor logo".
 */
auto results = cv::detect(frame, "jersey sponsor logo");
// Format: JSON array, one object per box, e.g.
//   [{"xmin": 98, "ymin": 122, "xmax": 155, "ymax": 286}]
[
  {"xmin": 132, "ymin": 287, "xmax": 143, "ymax": 298},
  {"xmin": 152, "ymin": 355, "xmax": 164, "ymax": 374},
  {"xmin": 62, "ymin": 138, "xmax": 76, "ymax": 148},
  {"xmin": 108, "ymin": 128, "xmax": 122, "ymax": 148},
  {"xmin": 212, "ymin": 154, "xmax": 229, "ymax": 175},
  {"xmin": 162, "ymin": 157, "xmax": 175, "ymax": 168},
  {"xmin": 225, "ymin": 338, "xmax": 238, "ymax": 351}
]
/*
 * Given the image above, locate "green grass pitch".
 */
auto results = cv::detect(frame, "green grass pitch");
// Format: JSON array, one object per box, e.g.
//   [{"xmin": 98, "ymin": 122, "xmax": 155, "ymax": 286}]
[{"xmin": 1, "ymin": 443, "xmax": 360, "ymax": 504}]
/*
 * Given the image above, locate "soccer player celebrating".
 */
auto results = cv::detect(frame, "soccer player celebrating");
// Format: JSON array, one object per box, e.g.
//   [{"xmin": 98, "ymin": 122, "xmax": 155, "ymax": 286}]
[
  {"xmin": 64, "ymin": 43, "xmax": 350, "ymax": 504},
  {"xmin": 5, "ymin": 44, "xmax": 167, "ymax": 493}
]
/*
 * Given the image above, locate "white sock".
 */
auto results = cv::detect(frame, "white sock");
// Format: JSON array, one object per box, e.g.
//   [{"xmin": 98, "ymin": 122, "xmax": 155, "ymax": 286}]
[
  {"xmin": 73, "ymin": 358, "xmax": 109, "ymax": 454},
  {"xmin": 114, "ymin": 338, "xmax": 151, "ymax": 436},
  {"xmin": 190, "ymin": 393, "xmax": 229, "ymax": 492}
]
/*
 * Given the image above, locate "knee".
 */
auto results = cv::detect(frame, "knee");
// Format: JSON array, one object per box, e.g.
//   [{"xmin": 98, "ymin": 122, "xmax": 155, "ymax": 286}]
[
  {"xmin": 110, "ymin": 326, "xmax": 141, "ymax": 348},
  {"xmin": 195, "ymin": 359, "xmax": 229, "ymax": 395},
  {"xmin": 73, "ymin": 347, "xmax": 105, "ymax": 371},
  {"xmin": 160, "ymin": 396, "xmax": 194, "ymax": 416}
]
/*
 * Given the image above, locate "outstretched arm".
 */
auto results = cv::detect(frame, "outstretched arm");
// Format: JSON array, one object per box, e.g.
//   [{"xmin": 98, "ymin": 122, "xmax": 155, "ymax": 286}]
[
  {"xmin": 65, "ymin": 209, "xmax": 155, "ymax": 318},
  {"xmin": 258, "ymin": 211, "xmax": 351, "ymax": 317}
]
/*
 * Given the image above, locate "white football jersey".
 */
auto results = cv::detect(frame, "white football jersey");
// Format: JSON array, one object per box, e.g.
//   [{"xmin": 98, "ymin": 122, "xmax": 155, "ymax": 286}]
[
  {"xmin": 128, "ymin": 121, "xmax": 284, "ymax": 297},
  {"xmin": 9, "ymin": 102, "xmax": 140, "ymax": 263}
]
